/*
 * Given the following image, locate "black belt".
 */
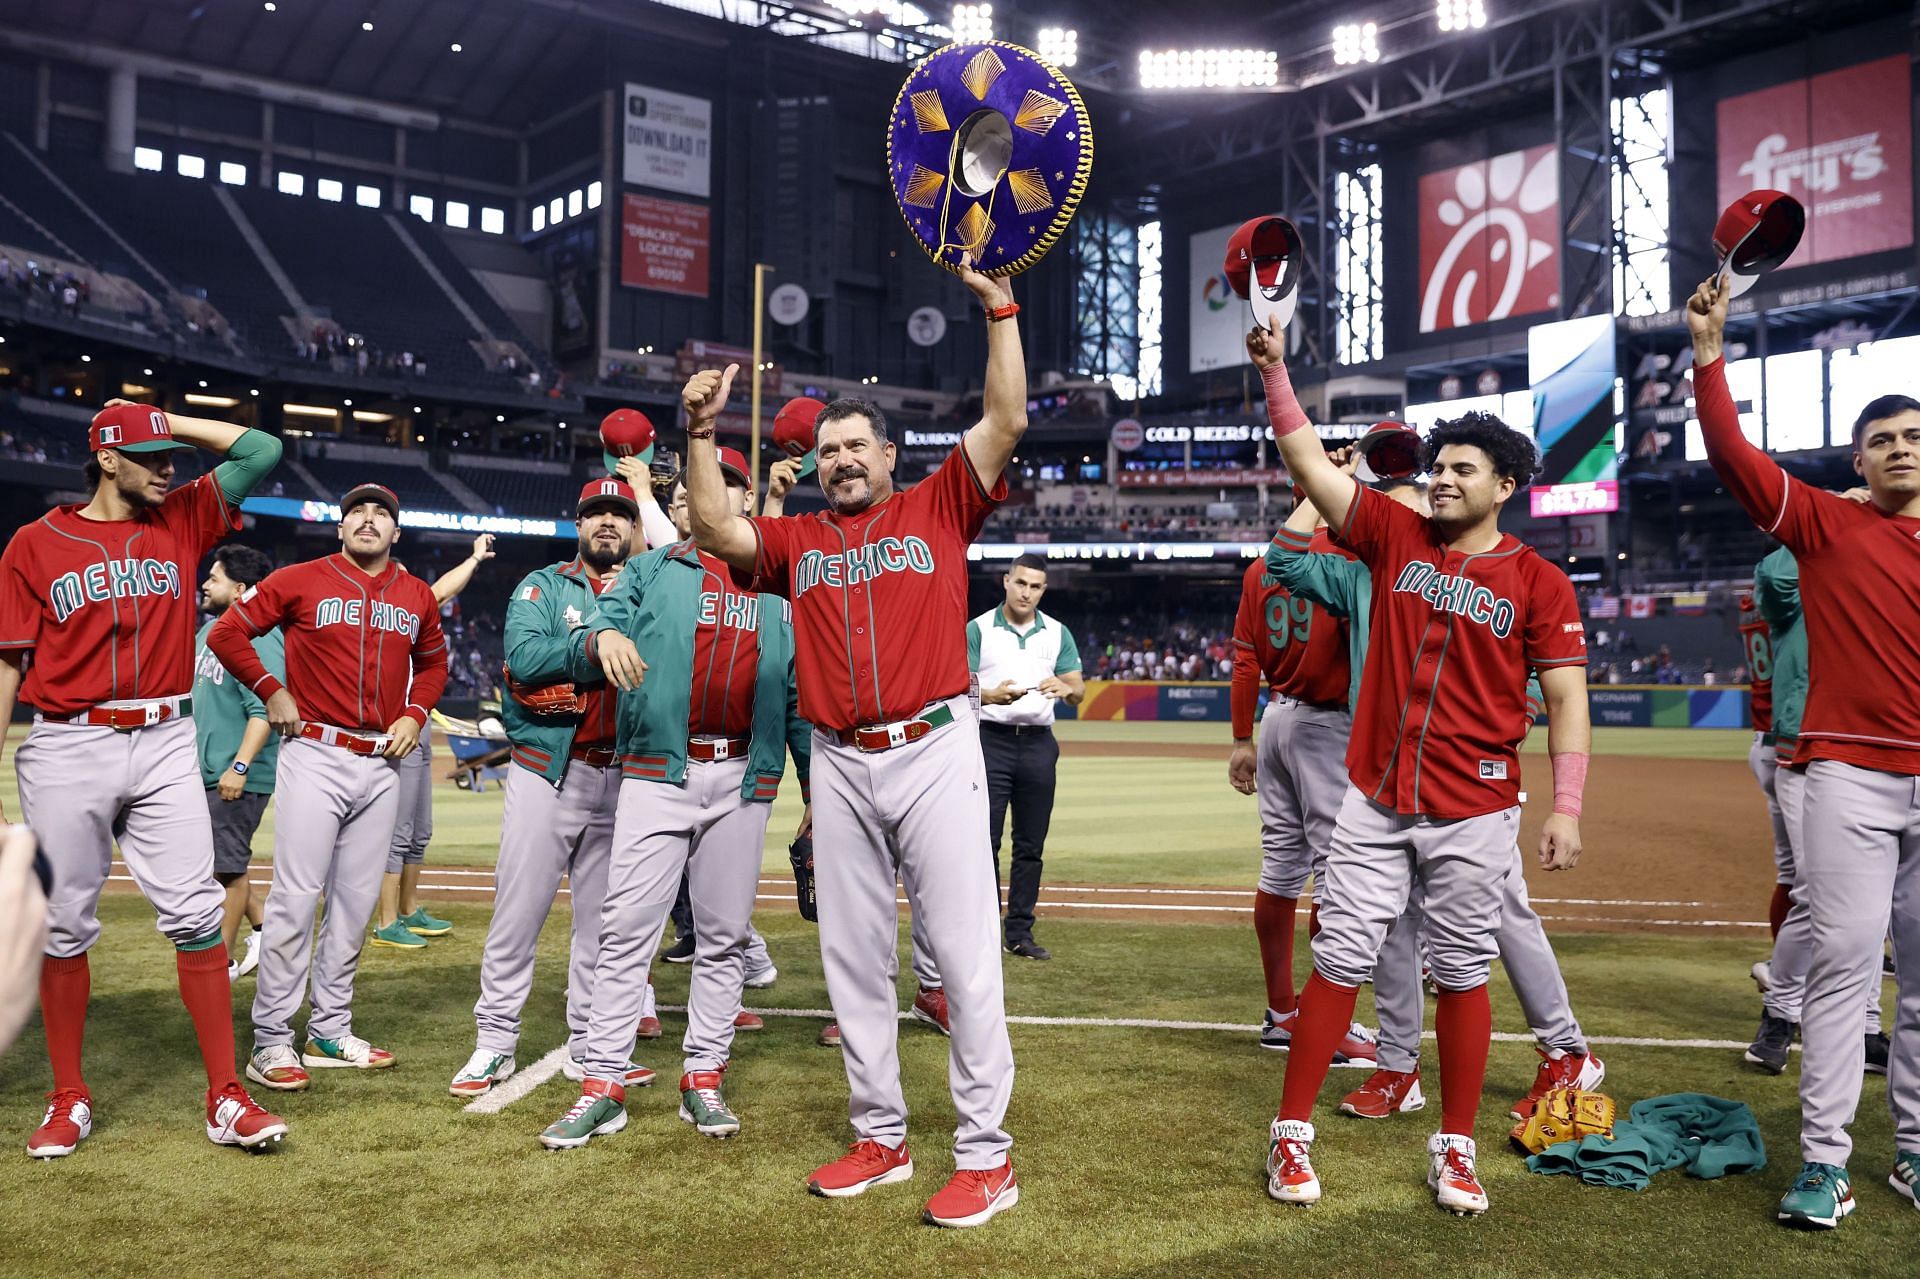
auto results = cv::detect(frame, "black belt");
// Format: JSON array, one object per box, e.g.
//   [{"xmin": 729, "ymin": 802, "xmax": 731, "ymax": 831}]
[{"xmin": 980, "ymin": 721, "xmax": 1052, "ymax": 737}]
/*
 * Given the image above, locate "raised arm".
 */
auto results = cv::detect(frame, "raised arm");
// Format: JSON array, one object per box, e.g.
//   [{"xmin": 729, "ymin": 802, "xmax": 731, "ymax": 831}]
[
  {"xmin": 1685, "ymin": 275, "xmax": 1797, "ymax": 536},
  {"xmin": 616, "ymin": 457, "xmax": 681, "ymax": 550},
  {"xmin": 431, "ymin": 534, "xmax": 495, "ymax": 605},
  {"xmin": 682, "ymin": 365, "xmax": 759, "ymax": 572},
  {"xmin": 1245, "ymin": 326, "xmax": 1356, "ymax": 535},
  {"xmin": 107, "ymin": 400, "xmax": 285, "ymax": 503},
  {"xmin": 957, "ymin": 261, "xmax": 1029, "ymax": 491}
]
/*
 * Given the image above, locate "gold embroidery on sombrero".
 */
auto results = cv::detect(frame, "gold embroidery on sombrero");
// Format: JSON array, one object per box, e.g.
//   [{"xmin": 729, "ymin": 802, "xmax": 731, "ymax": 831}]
[
  {"xmin": 954, "ymin": 203, "xmax": 996, "ymax": 253},
  {"xmin": 1006, "ymin": 169, "xmax": 1053, "ymax": 215},
  {"xmin": 962, "ymin": 47, "xmax": 1006, "ymax": 100},
  {"xmin": 904, "ymin": 165, "xmax": 946, "ymax": 208},
  {"xmin": 1013, "ymin": 90, "xmax": 1067, "ymax": 135},
  {"xmin": 910, "ymin": 90, "xmax": 950, "ymax": 134}
]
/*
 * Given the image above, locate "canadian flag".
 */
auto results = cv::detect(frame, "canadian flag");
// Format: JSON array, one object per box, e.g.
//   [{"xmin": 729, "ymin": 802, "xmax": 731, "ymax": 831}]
[{"xmin": 1627, "ymin": 595, "xmax": 1655, "ymax": 619}]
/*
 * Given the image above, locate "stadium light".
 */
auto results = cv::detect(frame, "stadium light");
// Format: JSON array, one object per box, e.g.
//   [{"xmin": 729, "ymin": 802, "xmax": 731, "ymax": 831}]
[
  {"xmin": 355, "ymin": 184, "xmax": 381, "ymax": 208},
  {"xmin": 445, "ymin": 201, "xmax": 470, "ymax": 229},
  {"xmin": 277, "ymin": 170, "xmax": 304, "ymax": 196},
  {"xmin": 219, "ymin": 161, "xmax": 246, "ymax": 185},
  {"xmin": 133, "ymin": 146, "xmax": 162, "ymax": 172},
  {"xmin": 361, "ymin": 20, "xmax": 374, "ymax": 32},
  {"xmin": 1138, "ymin": 49, "xmax": 1279, "ymax": 89},
  {"xmin": 951, "ymin": 3, "xmax": 993, "ymax": 43},
  {"xmin": 1037, "ymin": 26, "xmax": 1077, "ymax": 67},
  {"xmin": 587, "ymin": 181, "xmax": 603, "ymax": 210},
  {"xmin": 531, "ymin": 205, "xmax": 547, "ymax": 232},
  {"xmin": 263, "ymin": 2, "xmax": 275, "ymax": 9},
  {"xmin": 548, "ymin": 196, "xmax": 563, "ymax": 225},
  {"xmin": 317, "ymin": 178, "xmax": 344, "ymax": 202},
  {"xmin": 410, "ymin": 194, "xmax": 434, "ymax": 222},
  {"xmin": 450, "ymin": 42, "xmax": 463, "ymax": 52},
  {"xmin": 176, "ymin": 153, "xmax": 205, "ymax": 179},
  {"xmin": 568, "ymin": 189, "xmax": 584, "ymax": 218},
  {"xmin": 480, "ymin": 207, "xmax": 505, "ymax": 234},
  {"xmin": 1436, "ymin": 0, "xmax": 1487, "ymax": 30},
  {"xmin": 1332, "ymin": 22, "xmax": 1380, "ymax": 64}
]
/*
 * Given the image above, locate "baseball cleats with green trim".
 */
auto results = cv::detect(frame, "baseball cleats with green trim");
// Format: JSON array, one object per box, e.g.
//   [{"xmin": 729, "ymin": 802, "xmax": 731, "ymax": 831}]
[
  {"xmin": 206, "ymin": 1083, "xmax": 287, "ymax": 1150},
  {"xmin": 678, "ymin": 1070, "xmax": 740, "ymax": 1138},
  {"xmin": 450, "ymin": 1050, "xmax": 516, "ymax": 1097},
  {"xmin": 302, "ymin": 1034, "xmax": 396, "ymax": 1070},
  {"xmin": 1266, "ymin": 1118, "xmax": 1320, "ymax": 1205},
  {"xmin": 247, "ymin": 1045, "xmax": 312, "ymax": 1091},
  {"xmin": 540, "ymin": 1079, "xmax": 626, "ymax": 1150},
  {"xmin": 1427, "ymin": 1132, "xmax": 1489, "ymax": 1216},
  {"xmin": 1889, "ymin": 1151, "xmax": 1920, "ymax": 1210},
  {"xmin": 400, "ymin": 907, "xmax": 453, "ymax": 937},
  {"xmin": 370, "ymin": 921, "xmax": 426, "ymax": 950},
  {"xmin": 924, "ymin": 1162, "xmax": 1018, "ymax": 1228},
  {"xmin": 1778, "ymin": 1162, "xmax": 1855, "ymax": 1229},
  {"xmin": 26, "ymin": 1089, "xmax": 92, "ymax": 1159}
]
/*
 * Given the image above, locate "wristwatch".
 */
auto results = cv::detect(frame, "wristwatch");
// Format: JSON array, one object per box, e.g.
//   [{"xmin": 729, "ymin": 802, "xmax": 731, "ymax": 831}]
[{"xmin": 230, "ymin": 761, "xmax": 249, "ymax": 776}]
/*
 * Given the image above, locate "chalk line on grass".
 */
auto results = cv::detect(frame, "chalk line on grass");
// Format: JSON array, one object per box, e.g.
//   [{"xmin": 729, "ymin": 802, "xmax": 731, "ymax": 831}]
[{"xmin": 462, "ymin": 1045, "xmax": 570, "ymax": 1115}]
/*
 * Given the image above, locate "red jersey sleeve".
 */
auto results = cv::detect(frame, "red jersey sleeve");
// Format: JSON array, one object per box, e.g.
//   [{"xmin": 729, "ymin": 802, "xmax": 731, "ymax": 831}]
[
  {"xmin": 1230, "ymin": 560, "xmax": 1264, "ymax": 739},
  {"xmin": 917, "ymin": 443, "xmax": 1010, "ymax": 541},
  {"xmin": 1694, "ymin": 356, "xmax": 1856, "ymax": 555},
  {"xmin": 0, "ymin": 533, "xmax": 39, "ymax": 655},
  {"xmin": 159, "ymin": 473, "xmax": 243, "ymax": 560},
  {"xmin": 212, "ymin": 569, "xmax": 299, "ymax": 700},
  {"xmin": 403, "ymin": 587, "xmax": 450, "ymax": 727},
  {"xmin": 1331, "ymin": 482, "xmax": 1424, "ymax": 572},
  {"xmin": 740, "ymin": 515, "xmax": 802, "ymax": 597},
  {"xmin": 1522, "ymin": 557, "xmax": 1588, "ymax": 668}
]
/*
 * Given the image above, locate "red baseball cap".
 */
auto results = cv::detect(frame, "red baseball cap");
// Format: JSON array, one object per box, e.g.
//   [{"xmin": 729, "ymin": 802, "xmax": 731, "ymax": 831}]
[
  {"xmin": 340, "ymin": 482, "xmax": 400, "ymax": 519},
  {"xmin": 89, "ymin": 403, "xmax": 192, "ymax": 455},
  {"xmin": 773, "ymin": 397, "xmax": 825, "ymax": 478},
  {"xmin": 1223, "ymin": 215, "xmax": 1303, "ymax": 331},
  {"xmin": 1354, "ymin": 421, "xmax": 1425, "ymax": 483},
  {"xmin": 600, "ymin": 408, "xmax": 656, "ymax": 475},
  {"xmin": 716, "ymin": 446, "xmax": 752, "ymax": 488},
  {"xmin": 577, "ymin": 477, "xmax": 639, "ymax": 519},
  {"xmin": 1713, "ymin": 190, "xmax": 1805, "ymax": 298}
]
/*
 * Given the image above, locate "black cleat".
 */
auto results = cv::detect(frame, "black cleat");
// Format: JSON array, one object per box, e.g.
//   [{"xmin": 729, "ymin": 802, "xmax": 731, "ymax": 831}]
[
  {"xmin": 1744, "ymin": 1012, "xmax": 1795, "ymax": 1075},
  {"xmin": 1003, "ymin": 938, "xmax": 1052, "ymax": 962}
]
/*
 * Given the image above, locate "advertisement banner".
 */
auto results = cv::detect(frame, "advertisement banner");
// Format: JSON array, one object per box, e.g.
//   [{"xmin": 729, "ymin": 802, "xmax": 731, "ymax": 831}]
[
  {"xmin": 1716, "ymin": 55, "xmax": 1912, "ymax": 265},
  {"xmin": 621, "ymin": 194, "xmax": 710, "ymax": 297},
  {"xmin": 1117, "ymin": 468, "xmax": 1287, "ymax": 487},
  {"xmin": 1417, "ymin": 144, "xmax": 1561, "ymax": 333},
  {"xmin": 1189, "ymin": 222, "xmax": 1248, "ymax": 373},
  {"xmin": 623, "ymin": 83, "xmax": 712, "ymax": 198}
]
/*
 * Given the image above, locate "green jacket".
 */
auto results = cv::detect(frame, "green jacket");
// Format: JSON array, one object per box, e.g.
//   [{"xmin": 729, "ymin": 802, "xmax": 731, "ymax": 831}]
[
  {"xmin": 193, "ymin": 618, "xmax": 284, "ymax": 793},
  {"xmin": 500, "ymin": 557, "xmax": 622, "ymax": 786},
  {"xmin": 566, "ymin": 540, "xmax": 809, "ymax": 802},
  {"xmin": 1267, "ymin": 529, "xmax": 1545, "ymax": 717},
  {"xmin": 1754, "ymin": 546, "xmax": 1805, "ymax": 744}
]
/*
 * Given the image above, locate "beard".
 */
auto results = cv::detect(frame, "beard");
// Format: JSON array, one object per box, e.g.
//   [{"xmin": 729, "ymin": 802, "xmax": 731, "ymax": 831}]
[
  {"xmin": 825, "ymin": 467, "xmax": 875, "ymax": 513},
  {"xmin": 579, "ymin": 535, "xmax": 626, "ymax": 574}
]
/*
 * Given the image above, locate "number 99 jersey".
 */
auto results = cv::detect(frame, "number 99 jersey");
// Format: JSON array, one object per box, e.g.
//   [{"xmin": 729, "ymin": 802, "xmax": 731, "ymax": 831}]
[{"xmin": 1233, "ymin": 529, "xmax": 1352, "ymax": 707}]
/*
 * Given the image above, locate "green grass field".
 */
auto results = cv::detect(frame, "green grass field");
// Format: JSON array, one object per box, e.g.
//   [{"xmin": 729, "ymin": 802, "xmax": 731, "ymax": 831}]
[{"xmin": 1, "ymin": 722, "xmax": 1910, "ymax": 1278}]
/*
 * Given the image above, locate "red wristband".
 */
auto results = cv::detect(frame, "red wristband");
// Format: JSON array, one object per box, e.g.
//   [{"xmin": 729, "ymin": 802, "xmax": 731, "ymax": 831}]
[
  {"xmin": 1260, "ymin": 362, "xmax": 1310, "ymax": 437},
  {"xmin": 1550, "ymin": 751, "xmax": 1589, "ymax": 819},
  {"xmin": 687, "ymin": 425, "xmax": 716, "ymax": 440},
  {"xmin": 985, "ymin": 302, "xmax": 1021, "ymax": 322}
]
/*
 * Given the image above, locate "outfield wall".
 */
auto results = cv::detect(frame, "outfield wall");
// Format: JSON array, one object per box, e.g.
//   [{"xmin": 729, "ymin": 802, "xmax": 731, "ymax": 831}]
[{"xmin": 1059, "ymin": 681, "xmax": 1751, "ymax": 729}]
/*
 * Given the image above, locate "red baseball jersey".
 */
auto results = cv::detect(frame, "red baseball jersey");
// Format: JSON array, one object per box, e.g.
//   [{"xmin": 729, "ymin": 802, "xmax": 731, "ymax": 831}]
[
  {"xmin": 690, "ymin": 550, "xmax": 762, "ymax": 737},
  {"xmin": 1737, "ymin": 603, "xmax": 1773, "ymax": 734},
  {"xmin": 1696, "ymin": 356, "xmax": 1920, "ymax": 775},
  {"xmin": 1332, "ymin": 483, "xmax": 1586, "ymax": 818},
  {"xmin": 0, "ymin": 474, "xmax": 240, "ymax": 714},
  {"xmin": 1230, "ymin": 537, "xmax": 1352, "ymax": 738},
  {"xmin": 209, "ymin": 554, "xmax": 449, "ymax": 731},
  {"xmin": 574, "ymin": 575, "xmax": 620, "ymax": 749},
  {"xmin": 744, "ymin": 444, "xmax": 1005, "ymax": 731}
]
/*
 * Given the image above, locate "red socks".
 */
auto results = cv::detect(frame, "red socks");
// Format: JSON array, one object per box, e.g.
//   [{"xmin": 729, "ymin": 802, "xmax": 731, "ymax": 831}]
[
  {"xmin": 1277, "ymin": 971, "xmax": 1360, "ymax": 1121},
  {"xmin": 40, "ymin": 954, "xmax": 90, "ymax": 1095},
  {"xmin": 1434, "ymin": 984, "xmax": 1492, "ymax": 1136},
  {"xmin": 1768, "ymin": 884, "xmax": 1791, "ymax": 939},
  {"xmin": 1253, "ymin": 892, "xmax": 1298, "ymax": 1014},
  {"xmin": 175, "ymin": 946, "xmax": 241, "ymax": 1091}
]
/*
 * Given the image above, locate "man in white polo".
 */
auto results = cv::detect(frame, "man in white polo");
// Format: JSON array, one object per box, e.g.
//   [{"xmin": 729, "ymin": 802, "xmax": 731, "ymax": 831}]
[{"xmin": 968, "ymin": 553, "xmax": 1084, "ymax": 961}]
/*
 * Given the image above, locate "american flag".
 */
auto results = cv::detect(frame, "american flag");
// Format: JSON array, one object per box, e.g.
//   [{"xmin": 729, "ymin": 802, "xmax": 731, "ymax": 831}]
[{"xmin": 1587, "ymin": 594, "xmax": 1620, "ymax": 619}]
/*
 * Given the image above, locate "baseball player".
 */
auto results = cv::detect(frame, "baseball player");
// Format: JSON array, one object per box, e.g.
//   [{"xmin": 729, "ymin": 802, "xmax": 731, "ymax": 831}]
[
  {"xmin": 1226, "ymin": 499, "xmax": 1375, "ymax": 1067},
  {"xmin": 681, "ymin": 256, "xmax": 1027, "ymax": 1228},
  {"xmin": 208, "ymin": 483, "xmax": 449, "ymax": 1091},
  {"xmin": 1742, "ymin": 543, "xmax": 1889, "ymax": 1077},
  {"xmin": 0, "ymin": 399, "xmax": 289, "ymax": 1157},
  {"xmin": 1269, "ymin": 471, "xmax": 1604, "ymax": 1125},
  {"xmin": 1688, "ymin": 276, "xmax": 1919, "ymax": 1229},
  {"xmin": 1250, "ymin": 325, "xmax": 1591, "ymax": 1217},
  {"xmin": 194, "ymin": 544, "xmax": 283, "ymax": 979},
  {"xmin": 372, "ymin": 532, "xmax": 497, "ymax": 950},
  {"xmin": 538, "ymin": 449, "xmax": 809, "ymax": 1150},
  {"xmin": 1737, "ymin": 589, "xmax": 1791, "ymax": 964},
  {"xmin": 452, "ymin": 480, "xmax": 658, "ymax": 1097}
]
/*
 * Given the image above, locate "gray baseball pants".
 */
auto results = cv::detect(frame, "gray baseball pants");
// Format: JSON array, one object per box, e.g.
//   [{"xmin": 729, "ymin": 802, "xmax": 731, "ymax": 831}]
[
  {"xmin": 386, "ymin": 735, "xmax": 434, "ymax": 873},
  {"xmin": 251, "ymin": 735, "xmax": 399, "ymax": 1047},
  {"xmin": 813, "ymin": 695, "xmax": 1014, "ymax": 1170},
  {"xmin": 583, "ymin": 757, "xmax": 771, "ymax": 1078},
  {"xmin": 1758, "ymin": 764, "xmax": 1881, "ymax": 1033},
  {"xmin": 1795, "ymin": 760, "xmax": 1919, "ymax": 1166},
  {"xmin": 1255, "ymin": 697, "xmax": 1352, "ymax": 898},
  {"xmin": 474, "ymin": 760, "xmax": 619, "ymax": 1059}
]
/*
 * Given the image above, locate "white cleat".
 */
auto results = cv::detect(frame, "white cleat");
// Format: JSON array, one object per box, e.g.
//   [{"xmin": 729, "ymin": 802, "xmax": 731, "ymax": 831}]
[
  {"xmin": 449, "ymin": 1049, "xmax": 517, "ymax": 1097},
  {"xmin": 1428, "ymin": 1132, "xmax": 1489, "ymax": 1217},
  {"xmin": 744, "ymin": 963, "xmax": 779, "ymax": 990},
  {"xmin": 1266, "ymin": 1118, "xmax": 1322, "ymax": 1206}
]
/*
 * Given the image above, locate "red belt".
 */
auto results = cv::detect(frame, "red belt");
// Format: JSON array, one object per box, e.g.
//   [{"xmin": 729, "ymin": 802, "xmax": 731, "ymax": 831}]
[
  {"xmin": 41, "ymin": 695, "xmax": 193, "ymax": 730},
  {"xmin": 687, "ymin": 736, "xmax": 750, "ymax": 762},
  {"xmin": 298, "ymin": 722, "xmax": 393, "ymax": 756},
  {"xmin": 570, "ymin": 744, "xmax": 618, "ymax": 767},
  {"xmin": 833, "ymin": 701, "xmax": 957, "ymax": 753}
]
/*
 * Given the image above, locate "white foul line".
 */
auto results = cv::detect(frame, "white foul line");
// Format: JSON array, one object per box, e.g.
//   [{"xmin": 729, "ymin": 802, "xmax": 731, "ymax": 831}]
[{"xmin": 462, "ymin": 1045, "xmax": 571, "ymax": 1115}]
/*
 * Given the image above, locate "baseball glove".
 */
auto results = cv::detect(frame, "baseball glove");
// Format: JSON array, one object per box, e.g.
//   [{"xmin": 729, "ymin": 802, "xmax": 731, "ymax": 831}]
[
  {"xmin": 649, "ymin": 447, "xmax": 681, "ymax": 499},
  {"xmin": 1510, "ymin": 1086, "xmax": 1617, "ymax": 1154},
  {"xmin": 503, "ymin": 663, "xmax": 586, "ymax": 718},
  {"xmin": 788, "ymin": 832, "xmax": 816, "ymax": 923}
]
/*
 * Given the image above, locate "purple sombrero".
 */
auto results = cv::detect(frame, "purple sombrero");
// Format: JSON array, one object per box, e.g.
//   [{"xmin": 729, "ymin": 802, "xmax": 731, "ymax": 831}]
[{"xmin": 887, "ymin": 41, "xmax": 1094, "ymax": 278}]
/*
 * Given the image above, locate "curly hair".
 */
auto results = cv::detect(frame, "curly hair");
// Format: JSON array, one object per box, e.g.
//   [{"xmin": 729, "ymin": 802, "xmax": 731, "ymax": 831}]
[{"xmin": 1425, "ymin": 411, "xmax": 1541, "ymax": 486}]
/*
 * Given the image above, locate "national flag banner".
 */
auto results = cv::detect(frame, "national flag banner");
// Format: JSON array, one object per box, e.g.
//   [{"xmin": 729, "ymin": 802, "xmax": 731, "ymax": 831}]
[
  {"xmin": 1627, "ymin": 595, "xmax": 1656, "ymax": 619},
  {"xmin": 1672, "ymin": 591, "xmax": 1708, "ymax": 616},
  {"xmin": 1587, "ymin": 593, "xmax": 1620, "ymax": 619}
]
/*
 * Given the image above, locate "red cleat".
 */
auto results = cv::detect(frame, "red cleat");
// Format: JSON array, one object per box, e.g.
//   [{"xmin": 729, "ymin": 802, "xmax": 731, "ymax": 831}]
[
  {"xmin": 910, "ymin": 986, "xmax": 950, "ymax": 1037},
  {"xmin": 1339, "ymin": 1068, "xmax": 1426, "ymax": 1120},
  {"xmin": 635, "ymin": 1016, "xmax": 662, "ymax": 1041},
  {"xmin": 27, "ymin": 1089, "xmax": 93, "ymax": 1160},
  {"xmin": 1509, "ymin": 1048, "xmax": 1605, "ymax": 1121},
  {"xmin": 818, "ymin": 1022, "xmax": 842, "ymax": 1047},
  {"xmin": 924, "ymin": 1162, "xmax": 1019, "ymax": 1228},
  {"xmin": 733, "ymin": 1011, "xmax": 764, "ymax": 1031},
  {"xmin": 808, "ymin": 1139, "xmax": 915, "ymax": 1198},
  {"xmin": 205, "ymin": 1082, "xmax": 288, "ymax": 1150}
]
